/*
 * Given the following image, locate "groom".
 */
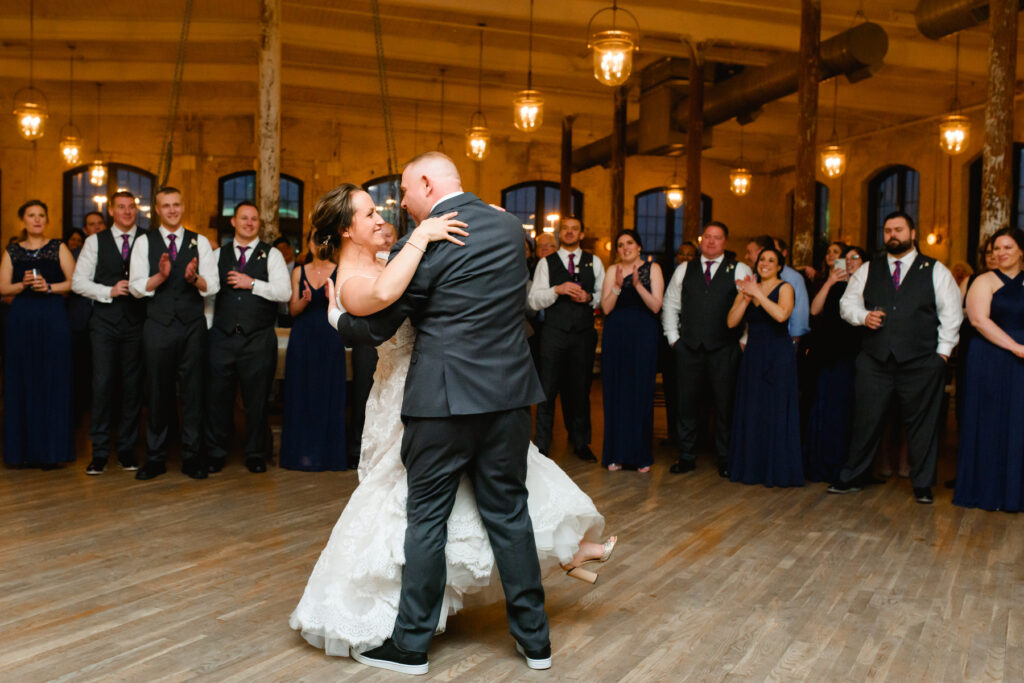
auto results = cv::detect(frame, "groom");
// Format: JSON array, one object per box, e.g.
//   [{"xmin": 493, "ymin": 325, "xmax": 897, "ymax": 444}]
[{"xmin": 334, "ymin": 152, "xmax": 551, "ymax": 675}]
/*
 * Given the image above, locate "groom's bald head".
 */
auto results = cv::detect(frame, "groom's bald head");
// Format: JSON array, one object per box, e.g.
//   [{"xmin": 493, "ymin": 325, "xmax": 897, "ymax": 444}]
[{"xmin": 400, "ymin": 151, "xmax": 464, "ymax": 222}]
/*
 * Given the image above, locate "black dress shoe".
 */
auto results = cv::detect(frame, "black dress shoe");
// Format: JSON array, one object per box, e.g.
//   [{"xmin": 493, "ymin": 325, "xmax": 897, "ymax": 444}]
[
  {"xmin": 135, "ymin": 461, "xmax": 167, "ymax": 481},
  {"xmin": 538, "ymin": 448, "xmax": 549, "ymax": 457},
  {"xmin": 85, "ymin": 458, "xmax": 107, "ymax": 475},
  {"xmin": 914, "ymin": 487, "xmax": 934, "ymax": 504},
  {"xmin": 351, "ymin": 638, "xmax": 428, "ymax": 675},
  {"xmin": 718, "ymin": 465, "xmax": 731, "ymax": 479},
  {"xmin": 669, "ymin": 460, "xmax": 696, "ymax": 474},
  {"xmin": 574, "ymin": 445, "xmax": 597, "ymax": 463},
  {"xmin": 245, "ymin": 457, "xmax": 267, "ymax": 474},
  {"xmin": 117, "ymin": 455, "xmax": 139, "ymax": 471},
  {"xmin": 181, "ymin": 459, "xmax": 208, "ymax": 480},
  {"xmin": 206, "ymin": 459, "xmax": 225, "ymax": 474},
  {"xmin": 826, "ymin": 480, "xmax": 862, "ymax": 494}
]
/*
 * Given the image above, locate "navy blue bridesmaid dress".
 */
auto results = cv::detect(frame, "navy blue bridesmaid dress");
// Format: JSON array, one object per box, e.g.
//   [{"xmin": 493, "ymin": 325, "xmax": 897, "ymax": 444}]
[
  {"xmin": 3, "ymin": 239, "xmax": 74, "ymax": 467},
  {"xmin": 729, "ymin": 282, "xmax": 804, "ymax": 487},
  {"xmin": 954, "ymin": 269, "xmax": 1024, "ymax": 511},
  {"xmin": 601, "ymin": 261, "xmax": 659, "ymax": 469},
  {"xmin": 280, "ymin": 265, "xmax": 347, "ymax": 471}
]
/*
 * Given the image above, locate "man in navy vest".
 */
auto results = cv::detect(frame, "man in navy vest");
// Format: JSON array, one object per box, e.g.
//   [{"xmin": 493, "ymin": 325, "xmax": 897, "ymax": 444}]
[
  {"xmin": 528, "ymin": 217, "xmax": 605, "ymax": 462},
  {"xmin": 662, "ymin": 221, "xmax": 752, "ymax": 477},
  {"xmin": 206, "ymin": 202, "xmax": 291, "ymax": 474},
  {"xmin": 73, "ymin": 192, "xmax": 145, "ymax": 475},
  {"xmin": 129, "ymin": 186, "xmax": 220, "ymax": 480},
  {"xmin": 829, "ymin": 211, "xmax": 962, "ymax": 504}
]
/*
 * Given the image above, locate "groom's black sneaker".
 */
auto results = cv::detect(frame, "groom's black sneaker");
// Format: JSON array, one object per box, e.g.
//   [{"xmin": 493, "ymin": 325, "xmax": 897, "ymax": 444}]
[
  {"xmin": 352, "ymin": 638, "xmax": 428, "ymax": 675},
  {"xmin": 515, "ymin": 641, "xmax": 552, "ymax": 670}
]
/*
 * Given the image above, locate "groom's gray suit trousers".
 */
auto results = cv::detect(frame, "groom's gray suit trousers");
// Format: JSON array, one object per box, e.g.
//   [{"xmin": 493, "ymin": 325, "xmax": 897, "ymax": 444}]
[{"xmin": 391, "ymin": 407, "xmax": 549, "ymax": 654}]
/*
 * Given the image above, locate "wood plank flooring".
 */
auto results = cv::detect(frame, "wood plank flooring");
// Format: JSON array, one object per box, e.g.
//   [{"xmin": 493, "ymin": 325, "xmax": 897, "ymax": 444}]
[{"xmin": 1, "ymin": 404, "xmax": 1022, "ymax": 682}]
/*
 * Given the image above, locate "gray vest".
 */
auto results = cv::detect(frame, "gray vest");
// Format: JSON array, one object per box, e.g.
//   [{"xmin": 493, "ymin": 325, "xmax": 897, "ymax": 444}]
[
  {"xmin": 213, "ymin": 241, "xmax": 277, "ymax": 334},
  {"xmin": 861, "ymin": 254, "xmax": 939, "ymax": 363},
  {"xmin": 679, "ymin": 257, "xmax": 742, "ymax": 351}
]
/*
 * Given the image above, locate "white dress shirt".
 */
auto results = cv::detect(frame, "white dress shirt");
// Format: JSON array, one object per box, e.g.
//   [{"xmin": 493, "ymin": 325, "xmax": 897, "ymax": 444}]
[
  {"xmin": 128, "ymin": 226, "xmax": 220, "ymax": 299},
  {"xmin": 528, "ymin": 247, "xmax": 605, "ymax": 312},
  {"xmin": 72, "ymin": 225, "xmax": 138, "ymax": 303},
  {"xmin": 839, "ymin": 249, "xmax": 963, "ymax": 356},
  {"xmin": 211, "ymin": 239, "xmax": 293, "ymax": 303},
  {"xmin": 661, "ymin": 255, "xmax": 753, "ymax": 347},
  {"xmin": 430, "ymin": 191, "xmax": 464, "ymax": 215}
]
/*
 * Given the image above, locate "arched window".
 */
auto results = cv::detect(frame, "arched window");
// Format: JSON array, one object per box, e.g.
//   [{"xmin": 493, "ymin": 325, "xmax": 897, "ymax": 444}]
[
  {"xmin": 63, "ymin": 163, "xmax": 155, "ymax": 237},
  {"xmin": 501, "ymin": 181, "xmax": 583, "ymax": 235},
  {"xmin": 866, "ymin": 165, "xmax": 919, "ymax": 253},
  {"xmin": 786, "ymin": 182, "xmax": 830, "ymax": 266},
  {"xmin": 966, "ymin": 145, "xmax": 1024, "ymax": 268},
  {"xmin": 363, "ymin": 174, "xmax": 409, "ymax": 234},
  {"xmin": 633, "ymin": 187, "xmax": 712, "ymax": 270},
  {"xmin": 216, "ymin": 171, "xmax": 304, "ymax": 244}
]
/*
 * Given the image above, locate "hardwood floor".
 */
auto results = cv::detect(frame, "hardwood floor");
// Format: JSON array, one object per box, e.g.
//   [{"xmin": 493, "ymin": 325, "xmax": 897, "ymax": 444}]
[{"xmin": 1, "ymin": 404, "xmax": 1021, "ymax": 682}]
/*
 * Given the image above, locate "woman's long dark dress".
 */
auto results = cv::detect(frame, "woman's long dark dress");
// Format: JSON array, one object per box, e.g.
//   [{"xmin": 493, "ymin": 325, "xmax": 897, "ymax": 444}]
[
  {"xmin": 954, "ymin": 270, "xmax": 1024, "ymax": 511},
  {"xmin": 729, "ymin": 282, "xmax": 804, "ymax": 487},
  {"xmin": 280, "ymin": 265, "xmax": 347, "ymax": 471},
  {"xmin": 601, "ymin": 261, "xmax": 659, "ymax": 469},
  {"xmin": 3, "ymin": 240, "xmax": 74, "ymax": 466},
  {"xmin": 803, "ymin": 281, "xmax": 859, "ymax": 482}
]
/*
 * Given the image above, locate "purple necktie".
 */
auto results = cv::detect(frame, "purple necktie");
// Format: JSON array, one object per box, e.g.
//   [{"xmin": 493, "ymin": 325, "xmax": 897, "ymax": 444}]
[
  {"xmin": 167, "ymin": 234, "xmax": 177, "ymax": 261},
  {"xmin": 892, "ymin": 259, "xmax": 902, "ymax": 289},
  {"xmin": 704, "ymin": 259, "xmax": 713, "ymax": 285},
  {"xmin": 121, "ymin": 234, "xmax": 130, "ymax": 262},
  {"xmin": 237, "ymin": 245, "xmax": 249, "ymax": 269},
  {"xmin": 568, "ymin": 253, "xmax": 576, "ymax": 279}
]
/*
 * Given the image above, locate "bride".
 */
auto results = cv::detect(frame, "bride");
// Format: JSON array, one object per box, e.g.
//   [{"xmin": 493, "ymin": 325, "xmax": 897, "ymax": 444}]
[{"xmin": 289, "ymin": 181, "xmax": 615, "ymax": 657}]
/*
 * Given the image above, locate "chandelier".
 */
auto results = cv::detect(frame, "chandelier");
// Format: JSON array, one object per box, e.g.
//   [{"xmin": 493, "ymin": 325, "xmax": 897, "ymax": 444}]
[
  {"xmin": 13, "ymin": 0, "xmax": 48, "ymax": 140},
  {"xmin": 586, "ymin": 1, "xmax": 640, "ymax": 87},
  {"xmin": 513, "ymin": 0, "xmax": 543, "ymax": 132},
  {"xmin": 465, "ymin": 25, "xmax": 491, "ymax": 161}
]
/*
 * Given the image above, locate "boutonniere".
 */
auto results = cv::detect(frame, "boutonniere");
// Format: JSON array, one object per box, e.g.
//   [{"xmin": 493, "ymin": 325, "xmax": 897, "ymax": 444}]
[
  {"xmin": 917, "ymin": 262, "xmax": 927, "ymax": 271},
  {"xmin": 256, "ymin": 249, "xmax": 267, "ymax": 261},
  {"xmin": 727, "ymin": 263, "xmax": 736, "ymax": 273},
  {"xmin": 189, "ymin": 237, "xmax": 198, "ymax": 250}
]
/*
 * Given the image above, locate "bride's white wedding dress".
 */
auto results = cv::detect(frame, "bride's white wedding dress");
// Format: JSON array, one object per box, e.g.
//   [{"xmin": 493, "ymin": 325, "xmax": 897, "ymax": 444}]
[{"xmin": 289, "ymin": 314, "xmax": 604, "ymax": 657}]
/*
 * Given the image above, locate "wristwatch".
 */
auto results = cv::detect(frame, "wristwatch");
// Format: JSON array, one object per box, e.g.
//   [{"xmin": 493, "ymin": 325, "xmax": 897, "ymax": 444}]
[{"xmin": 612, "ymin": 286, "xmax": 621, "ymax": 296}]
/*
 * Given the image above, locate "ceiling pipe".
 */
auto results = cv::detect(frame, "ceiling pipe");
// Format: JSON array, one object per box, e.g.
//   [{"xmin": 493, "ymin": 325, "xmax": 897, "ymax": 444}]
[
  {"xmin": 573, "ymin": 22, "xmax": 888, "ymax": 172},
  {"xmin": 915, "ymin": 0, "xmax": 1024, "ymax": 40}
]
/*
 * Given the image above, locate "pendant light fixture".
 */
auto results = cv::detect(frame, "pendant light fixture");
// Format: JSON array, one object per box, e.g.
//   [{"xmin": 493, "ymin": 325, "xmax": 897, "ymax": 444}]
[
  {"xmin": 59, "ymin": 45, "xmax": 83, "ymax": 166},
  {"xmin": 89, "ymin": 83, "xmax": 107, "ymax": 187},
  {"xmin": 729, "ymin": 126, "xmax": 752, "ymax": 197},
  {"xmin": 465, "ymin": 24, "xmax": 491, "ymax": 161},
  {"xmin": 586, "ymin": 0, "xmax": 640, "ymax": 87},
  {"xmin": 820, "ymin": 77, "xmax": 846, "ymax": 178},
  {"xmin": 13, "ymin": 0, "xmax": 48, "ymax": 140},
  {"xmin": 666, "ymin": 155, "xmax": 683, "ymax": 209},
  {"xmin": 939, "ymin": 33, "xmax": 970, "ymax": 155},
  {"xmin": 513, "ymin": 0, "xmax": 543, "ymax": 132}
]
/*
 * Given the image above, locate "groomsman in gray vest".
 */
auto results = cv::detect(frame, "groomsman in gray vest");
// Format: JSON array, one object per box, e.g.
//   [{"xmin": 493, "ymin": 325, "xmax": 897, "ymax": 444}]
[
  {"xmin": 829, "ymin": 211, "xmax": 961, "ymax": 504},
  {"xmin": 206, "ymin": 202, "xmax": 291, "ymax": 473},
  {"xmin": 73, "ymin": 191, "xmax": 146, "ymax": 475},
  {"xmin": 662, "ymin": 221, "xmax": 752, "ymax": 477},
  {"xmin": 528, "ymin": 217, "xmax": 605, "ymax": 462},
  {"xmin": 129, "ymin": 187, "xmax": 220, "ymax": 480}
]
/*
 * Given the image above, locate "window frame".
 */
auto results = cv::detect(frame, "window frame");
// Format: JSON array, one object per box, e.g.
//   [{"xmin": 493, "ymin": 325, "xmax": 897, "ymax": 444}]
[
  {"xmin": 62, "ymin": 162, "xmax": 156, "ymax": 237},
  {"xmin": 215, "ymin": 171, "xmax": 304, "ymax": 246},
  {"xmin": 866, "ymin": 165, "xmax": 920, "ymax": 254},
  {"xmin": 501, "ymin": 180, "xmax": 584, "ymax": 235},
  {"xmin": 633, "ymin": 187, "xmax": 712, "ymax": 272}
]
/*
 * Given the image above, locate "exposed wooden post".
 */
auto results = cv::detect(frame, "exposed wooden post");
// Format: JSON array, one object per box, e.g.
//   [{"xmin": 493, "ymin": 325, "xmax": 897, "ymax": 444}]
[
  {"xmin": 257, "ymin": 0, "xmax": 281, "ymax": 241},
  {"xmin": 610, "ymin": 85, "xmax": 628, "ymax": 234},
  {"xmin": 793, "ymin": 0, "xmax": 821, "ymax": 267},
  {"xmin": 560, "ymin": 115, "xmax": 577, "ymax": 220},
  {"xmin": 981, "ymin": 0, "xmax": 1018, "ymax": 242},
  {"xmin": 685, "ymin": 42, "xmax": 704, "ymax": 243}
]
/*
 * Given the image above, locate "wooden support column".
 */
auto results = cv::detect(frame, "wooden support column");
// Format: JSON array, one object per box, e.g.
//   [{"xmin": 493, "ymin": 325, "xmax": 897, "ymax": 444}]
[
  {"xmin": 981, "ymin": 0, "xmax": 1018, "ymax": 242},
  {"xmin": 793, "ymin": 0, "xmax": 821, "ymax": 267},
  {"xmin": 257, "ymin": 0, "xmax": 281, "ymax": 241},
  {"xmin": 685, "ymin": 43, "xmax": 704, "ymax": 243},
  {"xmin": 610, "ymin": 85, "xmax": 628, "ymax": 234},
  {"xmin": 560, "ymin": 115, "xmax": 577, "ymax": 220}
]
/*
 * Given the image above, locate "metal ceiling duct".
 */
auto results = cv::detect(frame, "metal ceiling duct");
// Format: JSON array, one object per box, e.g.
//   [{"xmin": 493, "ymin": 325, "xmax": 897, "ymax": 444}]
[{"xmin": 915, "ymin": 0, "xmax": 1024, "ymax": 40}]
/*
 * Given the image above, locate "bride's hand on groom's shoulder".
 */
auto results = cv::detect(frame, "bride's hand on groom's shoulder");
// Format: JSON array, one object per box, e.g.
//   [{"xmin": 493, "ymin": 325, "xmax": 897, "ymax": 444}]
[{"xmin": 411, "ymin": 212, "xmax": 469, "ymax": 247}]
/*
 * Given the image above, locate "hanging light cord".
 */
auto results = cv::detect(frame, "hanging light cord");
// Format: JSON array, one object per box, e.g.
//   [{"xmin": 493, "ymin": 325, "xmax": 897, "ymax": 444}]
[
  {"xmin": 28, "ymin": 0, "xmax": 35, "ymax": 87},
  {"xmin": 953, "ymin": 33, "xmax": 961, "ymax": 112},
  {"xmin": 95, "ymin": 83, "xmax": 102, "ymax": 154},
  {"xmin": 831, "ymin": 76, "xmax": 839, "ymax": 139},
  {"xmin": 527, "ymin": 0, "xmax": 534, "ymax": 90},
  {"xmin": 68, "ymin": 48, "xmax": 74, "ymax": 125},
  {"xmin": 477, "ymin": 28, "xmax": 484, "ymax": 113},
  {"xmin": 371, "ymin": 0, "xmax": 397, "ymax": 176}
]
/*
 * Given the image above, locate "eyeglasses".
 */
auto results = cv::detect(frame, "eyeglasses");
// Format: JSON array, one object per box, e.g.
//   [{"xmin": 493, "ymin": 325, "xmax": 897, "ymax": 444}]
[{"xmin": 847, "ymin": 254, "xmax": 862, "ymax": 260}]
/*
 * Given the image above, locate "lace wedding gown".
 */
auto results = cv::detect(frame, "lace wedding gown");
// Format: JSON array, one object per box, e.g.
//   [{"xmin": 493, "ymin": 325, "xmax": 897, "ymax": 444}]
[{"xmin": 289, "ymin": 316, "xmax": 605, "ymax": 657}]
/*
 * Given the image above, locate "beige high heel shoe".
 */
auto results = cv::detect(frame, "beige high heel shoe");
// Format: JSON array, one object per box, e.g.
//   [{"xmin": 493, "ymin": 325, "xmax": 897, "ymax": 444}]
[{"xmin": 563, "ymin": 536, "xmax": 618, "ymax": 584}]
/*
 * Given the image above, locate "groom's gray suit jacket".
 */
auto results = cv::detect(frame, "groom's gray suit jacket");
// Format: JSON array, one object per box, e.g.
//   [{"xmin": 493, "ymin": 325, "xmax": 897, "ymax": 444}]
[{"xmin": 336, "ymin": 192, "xmax": 545, "ymax": 417}]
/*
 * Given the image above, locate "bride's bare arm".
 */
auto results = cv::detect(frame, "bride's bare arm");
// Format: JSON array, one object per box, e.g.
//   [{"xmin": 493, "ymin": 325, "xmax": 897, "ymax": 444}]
[{"xmin": 338, "ymin": 212, "xmax": 468, "ymax": 316}]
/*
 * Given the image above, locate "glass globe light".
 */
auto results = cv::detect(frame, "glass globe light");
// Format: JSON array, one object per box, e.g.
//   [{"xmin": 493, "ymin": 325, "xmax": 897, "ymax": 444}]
[
  {"xmin": 89, "ymin": 159, "xmax": 107, "ymax": 187},
  {"xmin": 590, "ymin": 29, "xmax": 634, "ymax": 86},
  {"xmin": 939, "ymin": 114, "xmax": 970, "ymax": 155},
  {"xmin": 512, "ymin": 90, "xmax": 544, "ymax": 132},
  {"xmin": 465, "ymin": 111, "xmax": 491, "ymax": 161},
  {"xmin": 59, "ymin": 124, "xmax": 83, "ymax": 166},
  {"xmin": 820, "ymin": 144, "xmax": 846, "ymax": 178},
  {"xmin": 666, "ymin": 186, "xmax": 684, "ymax": 210},
  {"xmin": 13, "ymin": 87, "xmax": 48, "ymax": 141},
  {"xmin": 729, "ymin": 167, "xmax": 752, "ymax": 197}
]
